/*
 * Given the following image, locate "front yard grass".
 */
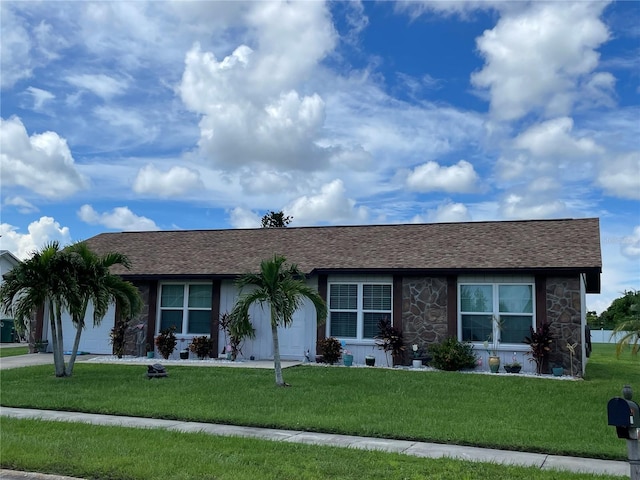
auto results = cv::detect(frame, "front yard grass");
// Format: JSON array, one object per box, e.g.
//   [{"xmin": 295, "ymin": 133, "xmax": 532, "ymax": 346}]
[
  {"xmin": 0, "ymin": 346, "xmax": 29, "ymax": 358},
  {"xmin": 0, "ymin": 417, "xmax": 624, "ymax": 480},
  {"xmin": 0, "ymin": 344, "xmax": 637, "ymax": 461}
]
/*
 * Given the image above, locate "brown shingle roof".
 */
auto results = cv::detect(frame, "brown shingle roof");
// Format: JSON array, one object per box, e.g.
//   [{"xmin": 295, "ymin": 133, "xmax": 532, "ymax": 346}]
[{"xmin": 84, "ymin": 218, "xmax": 601, "ymax": 290}]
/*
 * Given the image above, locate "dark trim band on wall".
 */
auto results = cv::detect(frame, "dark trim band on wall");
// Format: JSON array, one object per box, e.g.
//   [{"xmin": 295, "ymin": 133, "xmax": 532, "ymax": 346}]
[
  {"xmin": 393, "ymin": 275, "xmax": 403, "ymax": 332},
  {"xmin": 535, "ymin": 275, "xmax": 547, "ymax": 328},
  {"xmin": 210, "ymin": 279, "xmax": 221, "ymax": 357},
  {"xmin": 447, "ymin": 275, "xmax": 457, "ymax": 337},
  {"xmin": 316, "ymin": 274, "xmax": 327, "ymax": 355},
  {"xmin": 146, "ymin": 281, "xmax": 158, "ymax": 349}
]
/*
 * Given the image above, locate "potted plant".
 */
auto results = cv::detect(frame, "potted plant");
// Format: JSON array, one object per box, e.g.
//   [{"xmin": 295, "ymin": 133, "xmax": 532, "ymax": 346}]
[
  {"xmin": 524, "ymin": 322, "xmax": 554, "ymax": 375},
  {"xmin": 552, "ymin": 363, "xmax": 564, "ymax": 376},
  {"xmin": 411, "ymin": 344, "xmax": 423, "ymax": 368},
  {"xmin": 34, "ymin": 339, "xmax": 49, "ymax": 353},
  {"xmin": 219, "ymin": 312, "xmax": 254, "ymax": 361},
  {"xmin": 179, "ymin": 348, "xmax": 189, "ymax": 360},
  {"xmin": 146, "ymin": 343, "xmax": 154, "ymax": 359},
  {"xmin": 375, "ymin": 317, "xmax": 405, "ymax": 366},
  {"xmin": 155, "ymin": 326, "xmax": 177, "ymax": 360},
  {"xmin": 317, "ymin": 337, "xmax": 341, "ymax": 364},
  {"xmin": 503, "ymin": 361, "xmax": 522, "ymax": 373},
  {"xmin": 484, "ymin": 316, "xmax": 502, "ymax": 373},
  {"xmin": 189, "ymin": 336, "xmax": 212, "ymax": 360},
  {"xmin": 341, "ymin": 342, "xmax": 353, "ymax": 367}
]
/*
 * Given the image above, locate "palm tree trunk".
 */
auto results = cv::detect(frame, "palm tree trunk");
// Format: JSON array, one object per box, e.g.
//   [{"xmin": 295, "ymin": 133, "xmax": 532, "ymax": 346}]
[
  {"xmin": 49, "ymin": 300, "xmax": 66, "ymax": 377},
  {"xmin": 66, "ymin": 317, "xmax": 84, "ymax": 377},
  {"xmin": 67, "ymin": 302, "xmax": 88, "ymax": 377},
  {"xmin": 271, "ymin": 322, "xmax": 285, "ymax": 386}
]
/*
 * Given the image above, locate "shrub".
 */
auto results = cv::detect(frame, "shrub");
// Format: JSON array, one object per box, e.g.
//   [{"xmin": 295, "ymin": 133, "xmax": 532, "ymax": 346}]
[
  {"xmin": 429, "ymin": 337, "xmax": 477, "ymax": 371},
  {"xmin": 318, "ymin": 337, "xmax": 342, "ymax": 364},
  {"xmin": 155, "ymin": 326, "xmax": 177, "ymax": 359},
  {"xmin": 189, "ymin": 336, "xmax": 212, "ymax": 360},
  {"xmin": 375, "ymin": 317, "xmax": 406, "ymax": 366},
  {"xmin": 109, "ymin": 321, "xmax": 127, "ymax": 358},
  {"xmin": 524, "ymin": 322, "xmax": 554, "ymax": 374}
]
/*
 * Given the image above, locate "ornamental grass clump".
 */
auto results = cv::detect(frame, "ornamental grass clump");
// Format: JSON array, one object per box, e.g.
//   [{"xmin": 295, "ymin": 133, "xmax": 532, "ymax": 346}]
[{"xmin": 429, "ymin": 337, "xmax": 477, "ymax": 371}]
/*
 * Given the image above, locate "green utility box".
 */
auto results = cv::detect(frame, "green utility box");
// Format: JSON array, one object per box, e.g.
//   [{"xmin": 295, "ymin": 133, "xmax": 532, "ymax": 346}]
[{"xmin": 0, "ymin": 319, "xmax": 15, "ymax": 343}]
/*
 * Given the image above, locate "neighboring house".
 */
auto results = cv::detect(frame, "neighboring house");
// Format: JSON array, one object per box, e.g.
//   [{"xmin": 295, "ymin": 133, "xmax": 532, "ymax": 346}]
[
  {"xmin": 0, "ymin": 250, "xmax": 21, "ymax": 343},
  {"xmin": 39, "ymin": 218, "xmax": 602, "ymax": 375}
]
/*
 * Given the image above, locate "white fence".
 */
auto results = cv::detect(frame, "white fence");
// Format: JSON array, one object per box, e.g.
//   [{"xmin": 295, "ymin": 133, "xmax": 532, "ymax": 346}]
[{"xmin": 589, "ymin": 329, "xmax": 629, "ymax": 344}]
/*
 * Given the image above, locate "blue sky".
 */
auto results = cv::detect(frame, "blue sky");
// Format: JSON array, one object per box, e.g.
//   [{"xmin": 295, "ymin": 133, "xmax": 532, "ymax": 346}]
[{"xmin": 1, "ymin": 1, "xmax": 638, "ymax": 314}]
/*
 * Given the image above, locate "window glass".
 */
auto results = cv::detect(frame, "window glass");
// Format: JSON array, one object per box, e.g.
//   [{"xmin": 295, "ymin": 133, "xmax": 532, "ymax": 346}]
[
  {"xmin": 161, "ymin": 284, "xmax": 184, "ymax": 308},
  {"xmin": 160, "ymin": 310, "xmax": 183, "ymax": 332},
  {"xmin": 189, "ymin": 285, "xmax": 211, "ymax": 308},
  {"xmin": 460, "ymin": 285, "xmax": 493, "ymax": 312},
  {"xmin": 501, "ymin": 315, "xmax": 531, "ymax": 343},
  {"xmin": 330, "ymin": 311, "xmax": 357, "ymax": 338},
  {"xmin": 499, "ymin": 285, "xmax": 532, "ymax": 313},
  {"xmin": 363, "ymin": 285, "xmax": 391, "ymax": 310},
  {"xmin": 363, "ymin": 312, "xmax": 387, "ymax": 339},
  {"xmin": 330, "ymin": 284, "xmax": 357, "ymax": 310},
  {"xmin": 461, "ymin": 314, "xmax": 492, "ymax": 342},
  {"xmin": 188, "ymin": 310, "xmax": 211, "ymax": 334}
]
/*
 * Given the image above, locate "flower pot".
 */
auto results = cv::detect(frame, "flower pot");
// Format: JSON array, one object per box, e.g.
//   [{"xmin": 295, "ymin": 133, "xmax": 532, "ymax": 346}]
[
  {"xmin": 552, "ymin": 367, "xmax": 563, "ymax": 377},
  {"xmin": 365, "ymin": 356, "xmax": 375, "ymax": 366},
  {"xmin": 343, "ymin": 354, "xmax": 353, "ymax": 367},
  {"xmin": 412, "ymin": 359, "xmax": 422, "ymax": 369},
  {"xmin": 147, "ymin": 351, "xmax": 155, "ymax": 359},
  {"xmin": 488, "ymin": 356, "xmax": 500, "ymax": 373},
  {"xmin": 179, "ymin": 350, "xmax": 189, "ymax": 360}
]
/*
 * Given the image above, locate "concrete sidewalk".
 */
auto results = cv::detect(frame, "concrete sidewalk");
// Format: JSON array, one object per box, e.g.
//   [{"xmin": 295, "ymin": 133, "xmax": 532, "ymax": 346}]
[{"xmin": 0, "ymin": 407, "xmax": 630, "ymax": 478}]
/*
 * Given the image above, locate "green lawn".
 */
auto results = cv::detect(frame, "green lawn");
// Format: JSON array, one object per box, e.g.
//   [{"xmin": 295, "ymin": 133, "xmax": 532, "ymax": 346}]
[
  {"xmin": 0, "ymin": 418, "xmax": 624, "ymax": 480},
  {"xmin": 0, "ymin": 346, "xmax": 28, "ymax": 358},
  {"xmin": 0, "ymin": 344, "xmax": 637, "ymax": 464}
]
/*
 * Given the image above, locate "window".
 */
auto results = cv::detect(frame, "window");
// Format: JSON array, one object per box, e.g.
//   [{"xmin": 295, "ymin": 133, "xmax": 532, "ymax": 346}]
[
  {"xmin": 459, "ymin": 283, "xmax": 534, "ymax": 345},
  {"xmin": 328, "ymin": 283, "xmax": 392, "ymax": 340},
  {"xmin": 159, "ymin": 283, "xmax": 212, "ymax": 334}
]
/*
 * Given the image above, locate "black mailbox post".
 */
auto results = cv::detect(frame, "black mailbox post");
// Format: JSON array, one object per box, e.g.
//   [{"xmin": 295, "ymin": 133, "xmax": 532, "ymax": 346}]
[{"xmin": 608, "ymin": 385, "xmax": 640, "ymax": 480}]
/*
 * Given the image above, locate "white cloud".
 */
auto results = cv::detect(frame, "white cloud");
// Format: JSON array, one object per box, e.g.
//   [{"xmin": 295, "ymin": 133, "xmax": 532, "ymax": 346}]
[
  {"xmin": 621, "ymin": 225, "xmax": 640, "ymax": 259},
  {"xmin": 413, "ymin": 200, "xmax": 472, "ymax": 223},
  {"xmin": 597, "ymin": 151, "xmax": 640, "ymax": 200},
  {"xmin": 285, "ymin": 179, "xmax": 368, "ymax": 225},
  {"xmin": 25, "ymin": 86, "xmax": 55, "ymax": 111},
  {"xmin": 65, "ymin": 73, "xmax": 128, "ymax": 100},
  {"xmin": 239, "ymin": 170, "xmax": 292, "ymax": 195},
  {"xmin": 0, "ymin": 217, "xmax": 72, "ymax": 260},
  {"xmin": 501, "ymin": 193, "xmax": 566, "ymax": 220},
  {"xmin": 471, "ymin": 2, "xmax": 611, "ymax": 121},
  {"xmin": 513, "ymin": 117, "xmax": 602, "ymax": 158},
  {"xmin": 228, "ymin": 207, "xmax": 261, "ymax": 229},
  {"xmin": 0, "ymin": 5, "xmax": 33, "ymax": 88},
  {"xmin": 133, "ymin": 164, "xmax": 203, "ymax": 197},
  {"xmin": 177, "ymin": 3, "xmax": 338, "ymax": 171},
  {"xmin": 406, "ymin": 160, "xmax": 480, "ymax": 193},
  {"xmin": 78, "ymin": 204, "xmax": 159, "ymax": 231},
  {"xmin": 3, "ymin": 196, "xmax": 38, "ymax": 214},
  {"xmin": 0, "ymin": 116, "xmax": 88, "ymax": 198},
  {"xmin": 496, "ymin": 117, "xmax": 603, "ymax": 183}
]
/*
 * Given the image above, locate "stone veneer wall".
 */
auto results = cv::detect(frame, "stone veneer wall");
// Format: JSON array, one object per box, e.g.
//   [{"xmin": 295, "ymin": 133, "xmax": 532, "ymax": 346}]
[
  {"xmin": 546, "ymin": 275, "xmax": 583, "ymax": 376},
  {"xmin": 402, "ymin": 277, "xmax": 449, "ymax": 359},
  {"xmin": 123, "ymin": 282, "xmax": 151, "ymax": 356}
]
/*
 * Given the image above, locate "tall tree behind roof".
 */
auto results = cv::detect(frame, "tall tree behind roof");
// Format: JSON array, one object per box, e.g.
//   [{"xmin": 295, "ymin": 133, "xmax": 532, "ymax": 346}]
[{"xmin": 261, "ymin": 211, "xmax": 292, "ymax": 228}]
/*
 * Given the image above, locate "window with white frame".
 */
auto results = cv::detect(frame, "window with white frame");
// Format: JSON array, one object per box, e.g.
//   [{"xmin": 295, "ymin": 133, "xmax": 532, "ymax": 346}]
[
  {"xmin": 328, "ymin": 283, "xmax": 392, "ymax": 340},
  {"xmin": 459, "ymin": 283, "xmax": 534, "ymax": 345},
  {"xmin": 159, "ymin": 283, "xmax": 212, "ymax": 334}
]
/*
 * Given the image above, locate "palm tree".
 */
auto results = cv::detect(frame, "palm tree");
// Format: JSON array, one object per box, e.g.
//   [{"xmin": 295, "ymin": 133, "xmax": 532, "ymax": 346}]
[
  {"xmin": 232, "ymin": 255, "xmax": 327, "ymax": 386},
  {"xmin": 614, "ymin": 302, "xmax": 640, "ymax": 357},
  {"xmin": 64, "ymin": 242, "xmax": 143, "ymax": 376},
  {"xmin": 0, "ymin": 242, "xmax": 79, "ymax": 376}
]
